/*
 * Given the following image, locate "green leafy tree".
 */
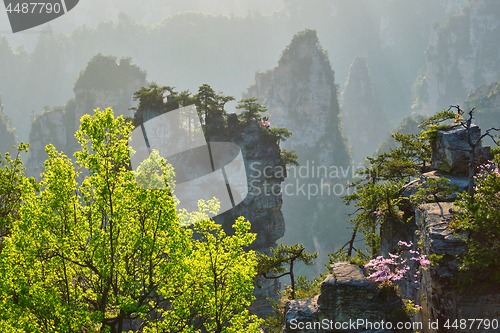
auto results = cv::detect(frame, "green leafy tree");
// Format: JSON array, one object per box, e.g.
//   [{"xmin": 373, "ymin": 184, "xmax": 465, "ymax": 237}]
[
  {"xmin": 0, "ymin": 143, "xmax": 33, "ymax": 237},
  {"xmin": 158, "ymin": 217, "xmax": 262, "ymax": 333},
  {"xmin": 257, "ymin": 243, "xmax": 317, "ymax": 300},
  {"xmin": 0, "ymin": 108, "xmax": 262, "ymax": 333},
  {"xmin": 236, "ymin": 98, "xmax": 267, "ymax": 123},
  {"xmin": 341, "ymin": 131, "xmax": 429, "ymax": 256}
]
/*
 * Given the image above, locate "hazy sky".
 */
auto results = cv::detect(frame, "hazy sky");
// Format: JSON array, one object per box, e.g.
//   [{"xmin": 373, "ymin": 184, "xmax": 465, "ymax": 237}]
[{"xmin": 1, "ymin": 0, "xmax": 284, "ymax": 51}]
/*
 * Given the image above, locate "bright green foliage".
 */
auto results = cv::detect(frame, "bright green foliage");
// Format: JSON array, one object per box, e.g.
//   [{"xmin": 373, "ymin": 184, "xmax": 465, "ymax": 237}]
[
  {"xmin": 151, "ymin": 217, "xmax": 262, "ymax": 333},
  {"xmin": 402, "ymin": 299, "xmax": 421, "ymax": 316},
  {"xmin": 257, "ymin": 243, "xmax": 317, "ymax": 300},
  {"xmin": 418, "ymin": 109, "xmax": 457, "ymax": 141},
  {"xmin": 0, "ymin": 143, "xmax": 33, "ymax": 235},
  {"xmin": 453, "ymin": 153, "xmax": 500, "ymax": 288},
  {"xmin": 418, "ymin": 109, "xmax": 457, "ymax": 128},
  {"xmin": 236, "ymin": 98, "xmax": 268, "ymax": 123},
  {"xmin": 0, "ymin": 108, "xmax": 261, "ymax": 333}
]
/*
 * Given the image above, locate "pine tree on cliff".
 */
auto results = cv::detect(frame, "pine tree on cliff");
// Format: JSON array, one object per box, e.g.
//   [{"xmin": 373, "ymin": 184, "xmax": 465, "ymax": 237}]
[{"xmin": 341, "ymin": 55, "xmax": 384, "ymax": 165}]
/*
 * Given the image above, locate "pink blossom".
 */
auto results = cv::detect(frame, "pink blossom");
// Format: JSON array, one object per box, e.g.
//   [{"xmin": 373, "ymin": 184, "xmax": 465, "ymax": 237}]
[
  {"xmin": 420, "ymin": 259, "xmax": 430, "ymax": 266},
  {"xmin": 398, "ymin": 240, "xmax": 413, "ymax": 248}
]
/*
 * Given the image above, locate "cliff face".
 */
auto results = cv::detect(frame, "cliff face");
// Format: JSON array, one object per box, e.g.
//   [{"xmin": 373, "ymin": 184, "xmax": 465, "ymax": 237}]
[
  {"xmin": 0, "ymin": 92, "xmax": 17, "ymax": 155},
  {"xmin": 216, "ymin": 115, "xmax": 285, "ymax": 317},
  {"xmin": 413, "ymin": 1, "xmax": 500, "ymax": 115},
  {"xmin": 380, "ymin": 125, "xmax": 500, "ymax": 332},
  {"xmin": 340, "ymin": 56, "xmax": 384, "ymax": 164},
  {"xmin": 245, "ymin": 29, "xmax": 351, "ymax": 264}
]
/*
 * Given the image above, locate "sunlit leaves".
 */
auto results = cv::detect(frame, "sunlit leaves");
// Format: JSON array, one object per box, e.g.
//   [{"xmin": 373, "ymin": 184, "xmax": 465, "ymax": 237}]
[{"xmin": 0, "ymin": 108, "xmax": 261, "ymax": 332}]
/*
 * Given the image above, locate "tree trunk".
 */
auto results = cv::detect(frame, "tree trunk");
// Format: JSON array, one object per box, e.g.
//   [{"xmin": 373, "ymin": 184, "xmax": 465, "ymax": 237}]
[
  {"xmin": 290, "ymin": 260, "xmax": 295, "ymax": 300},
  {"xmin": 468, "ymin": 144, "xmax": 475, "ymax": 201},
  {"xmin": 347, "ymin": 225, "xmax": 358, "ymax": 257}
]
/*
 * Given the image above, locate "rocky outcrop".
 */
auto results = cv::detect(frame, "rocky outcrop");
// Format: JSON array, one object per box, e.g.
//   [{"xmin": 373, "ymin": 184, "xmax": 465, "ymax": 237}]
[
  {"xmin": 244, "ymin": 29, "xmax": 351, "ymax": 263},
  {"xmin": 73, "ymin": 54, "xmax": 147, "ymax": 128},
  {"xmin": 380, "ymin": 125, "xmax": 500, "ymax": 332},
  {"xmin": 413, "ymin": 1, "xmax": 500, "ymax": 115},
  {"xmin": 430, "ymin": 124, "xmax": 491, "ymax": 175},
  {"xmin": 284, "ymin": 262, "xmax": 409, "ymax": 333},
  {"xmin": 0, "ymin": 92, "xmax": 16, "ymax": 155},
  {"xmin": 340, "ymin": 56, "xmax": 384, "ymax": 164},
  {"xmin": 25, "ymin": 55, "xmax": 146, "ymax": 179},
  {"xmin": 246, "ymin": 30, "xmax": 348, "ymax": 156}
]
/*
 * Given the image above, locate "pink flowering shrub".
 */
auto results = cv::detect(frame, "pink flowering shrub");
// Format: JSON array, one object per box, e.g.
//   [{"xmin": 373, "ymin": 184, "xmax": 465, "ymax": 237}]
[
  {"xmin": 260, "ymin": 119, "xmax": 270, "ymax": 127},
  {"xmin": 364, "ymin": 240, "xmax": 430, "ymax": 313}
]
